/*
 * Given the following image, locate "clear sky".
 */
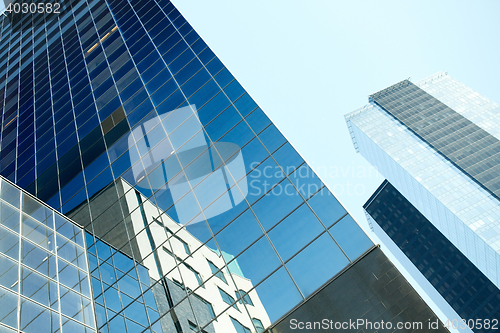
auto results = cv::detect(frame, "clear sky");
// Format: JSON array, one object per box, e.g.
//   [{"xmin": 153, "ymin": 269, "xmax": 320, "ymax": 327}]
[{"xmin": 171, "ymin": 0, "xmax": 500, "ymax": 326}]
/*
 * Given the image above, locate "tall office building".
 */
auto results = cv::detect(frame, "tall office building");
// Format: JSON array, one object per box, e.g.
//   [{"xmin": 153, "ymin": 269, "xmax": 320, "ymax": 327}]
[
  {"xmin": 345, "ymin": 72, "xmax": 500, "ymax": 331},
  {"xmin": 0, "ymin": 1, "xmax": 447, "ymax": 332},
  {"xmin": 364, "ymin": 180, "xmax": 500, "ymax": 333}
]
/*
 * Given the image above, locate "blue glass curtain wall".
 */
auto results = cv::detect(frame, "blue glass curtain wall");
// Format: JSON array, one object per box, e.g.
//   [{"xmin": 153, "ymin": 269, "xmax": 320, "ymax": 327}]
[{"xmin": 0, "ymin": 0, "xmax": 374, "ymax": 331}]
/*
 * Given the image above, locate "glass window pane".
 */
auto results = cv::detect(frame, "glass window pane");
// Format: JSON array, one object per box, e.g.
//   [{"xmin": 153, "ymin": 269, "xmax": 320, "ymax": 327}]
[
  {"xmin": 57, "ymin": 235, "xmax": 78, "ymax": 264},
  {"xmin": 245, "ymin": 108, "xmax": 270, "ymax": 135},
  {"xmin": 272, "ymin": 142, "xmax": 304, "ymax": 175},
  {"xmin": 175, "ymin": 131, "xmax": 211, "ymax": 169},
  {"xmin": 329, "ymin": 215, "xmax": 373, "ymax": 260},
  {"xmin": 61, "ymin": 317, "xmax": 85, "ymax": 333},
  {"xmin": 99, "ymin": 262, "xmax": 117, "ymax": 286},
  {"xmin": 217, "ymin": 121, "xmax": 255, "ymax": 158},
  {"xmin": 229, "ymin": 316, "xmax": 251, "ymax": 333},
  {"xmin": 168, "ymin": 115, "xmax": 203, "ymax": 150},
  {"xmin": 307, "ymin": 187, "xmax": 347, "ymax": 228},
  {"xmin": 21, "ymin": 216, "xmax": 54, "ymax": 251},
  {"xmin": 227, "ymin": 236, "xmax": 281, "ymax": 285},
  {"xmin": 167, "ymin": 191, "xmax": 201, "ymax": 226},
  {"xmin": 22, "ymin": 194, "xmax": 51, "ymax": 224},
  {"xmin": 286, "ymin": 232, "xmax": 349, "ymax": 297},
  {"xmin": 257, "ymin": 124, "xmax": 285, "ymax": 154},
  {"xmin": 234, "ymin": 93, "xmax": 258, "ymax": 117},
  {"xmin": 267, "ymin": 204, "xmax": 324, "ymax": 262},
  {"xmin": 0, "ymin": 180, "xmax": 21, "ymax": 208},
  {"xmin": 21, "ymin": 267, "xmax": 58, "ymax": 309},
  {"xmin": 124, "ymin": 301, "xmax": 149, "ymax": 327},
  {"xmin": 0, "ymin": 201, "xmax": 20, "ymax": 233},
  {"xmin": 252, "ymin": 318, "xmax": 265, "ymax": 333},
  {"xmin": 0, "ymin": 226, "xmax": 20, "ymax": 260},
  {"xmin": 117, "ymin": 274, "xmax": 141, "ymax": 299},
  {"xmin": 20, "ymin": 297, "xmax": 54, "ymax": 332},
  {"xmin": 0, "ymin": 254, "xmax": 18, "ymax": 291},
  {"xmin": 112, "ymin": 251, "xmax": 135, "ymax": 274},
  {"xmin": 205, "ymin": 184, "xmax": 248, "ymax": 235},
  {"xmin": 253, "ymin": 267, "xmax": 302, "ymax": 323},
  {"xmin": 204, "ymin": 106, "xmax": 242, "ymax": 142},
  {"xmin": 192, "ymin": 166, "xmax": 234, "ymax": 209},
  {"xmin": 162, "ymin": 104, "xmax": 194, "ymax": 134},
  {"xmin": 58, "ymin": 259, "xmax": 81, "ymax": 291},
  {"xmin": 230, "ymin": 138, "xmax": 268, "ymax": 181},
  {"xmin": 218, "ymin": 287, "xmax": 238, "ymax": 309},
  {"xmin": 215, "ymin": 209, "xmax": 263, "ymax": 258},
  {"xmin": 0, "ymin": 287, "xmax": 18, "ymax": 329},
  {"xmin": 243, "ymin": 157, "xmax": 284, "ymax": 205},
  {"xmin": 251, "ymin": 179, "xmax": 303, "ymax": 231},
  {"xmin": 207, "ymin": 259, "xmax": 226, "ymax": 284},
  {"xmin": 288, "ymin": 165, "xmax": 323, "ymax": 200},
  {"xmin": 55, "ymin": 214, "xmax": 80, "ymax": 241},
  {"xmin": 21, "ymin": 240, "xmax": 57, "ymax": 279},
  {"xmin": 107, "ymin": 314, "xmax": 126, "ymax": 332},
  {"xmin": 103, "ymin": 286, "xmax": 122, "ymax": 313}
]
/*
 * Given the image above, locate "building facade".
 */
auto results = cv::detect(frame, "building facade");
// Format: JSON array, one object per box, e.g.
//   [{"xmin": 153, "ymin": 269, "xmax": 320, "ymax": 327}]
[
  {"xmin": 364, "ymin": 180, "xmax": 500, "ymax": 333},
  {"xmin": 346, "ymin": 72, "xmax": 500, "ymax": 331},
  {"xmin": 0, "ymin": 176, "xmax": 97, "ymax": 333},
  {"xmin": 1, "ymin": 1, "xmax": 447, "ymax": 332}
]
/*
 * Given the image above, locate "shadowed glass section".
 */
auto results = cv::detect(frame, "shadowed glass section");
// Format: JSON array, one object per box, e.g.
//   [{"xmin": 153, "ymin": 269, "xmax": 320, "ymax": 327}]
[{"xmin": 364, "ymin": 180, "xmax": 500, "ymax": 325}]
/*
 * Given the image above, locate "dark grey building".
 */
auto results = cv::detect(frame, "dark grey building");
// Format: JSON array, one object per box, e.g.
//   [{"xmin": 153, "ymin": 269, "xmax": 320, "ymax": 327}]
[
  {"xmin": 346, "ymin": 72, "xmax": 500, "ymax": 332},
  {"xmin": 365, "ymin": 180, "xmax": 500, "ymax": 333}
]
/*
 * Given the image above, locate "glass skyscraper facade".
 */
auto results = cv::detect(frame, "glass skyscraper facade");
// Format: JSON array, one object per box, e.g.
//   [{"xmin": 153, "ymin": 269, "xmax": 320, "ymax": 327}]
[
  {"xmin": 346, "ymin": 72, "xmax": 500, "ymax": 331},
  {"xmin": 0, "ymin": 176, "xmax": 96, "ymax": 333},
  {"xmin": 1, "ymin": 1, "xmax": 448, "ymax": 332}
]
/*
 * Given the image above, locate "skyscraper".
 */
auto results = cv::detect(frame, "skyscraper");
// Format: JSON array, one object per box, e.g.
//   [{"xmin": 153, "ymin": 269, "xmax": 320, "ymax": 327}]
[
  {"xmin": 345, "ymin": 72, "xmax": 500, "ymax": 331},
  {"xmin": 1, "ymin": 1, "xmax": 447, "ymax": 332},
  {"xmin": 364, "ymin": 180, "xmax": 500, "ymax": 333}
]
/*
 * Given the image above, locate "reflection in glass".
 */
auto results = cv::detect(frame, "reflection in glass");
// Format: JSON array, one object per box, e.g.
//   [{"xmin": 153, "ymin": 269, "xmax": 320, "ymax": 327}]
[
  {"xmin": 267, "ymin": 204, "xmax": 324, "ymax": 262},
  {"xmin": 87, "ymin": 181, "xmax": 272, "ymax": 332},
  {"xmin": 329, "ymin": 215, "xmax": 373, "ymax": 260},
  {"xmin": 251, "ymin": 179, "xmax": 303, "ymax": 231},
  {"xmin": 0, "ymin": 178, "xmax": 95, "ymax": 332},
  {"xmin": 254, "ymin": 267, "xmax": 302, "ymax": 323},
  {"xmin": 125, "ymin": 104, "xmax": 249, "ymax": 226},
  {"xmin": 286, "ymin": 232, "xmax": 349, "ymax": 297},
  {"xmin": 215, "ymin": 209, "xmax": 263, "ymax": 258}
]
